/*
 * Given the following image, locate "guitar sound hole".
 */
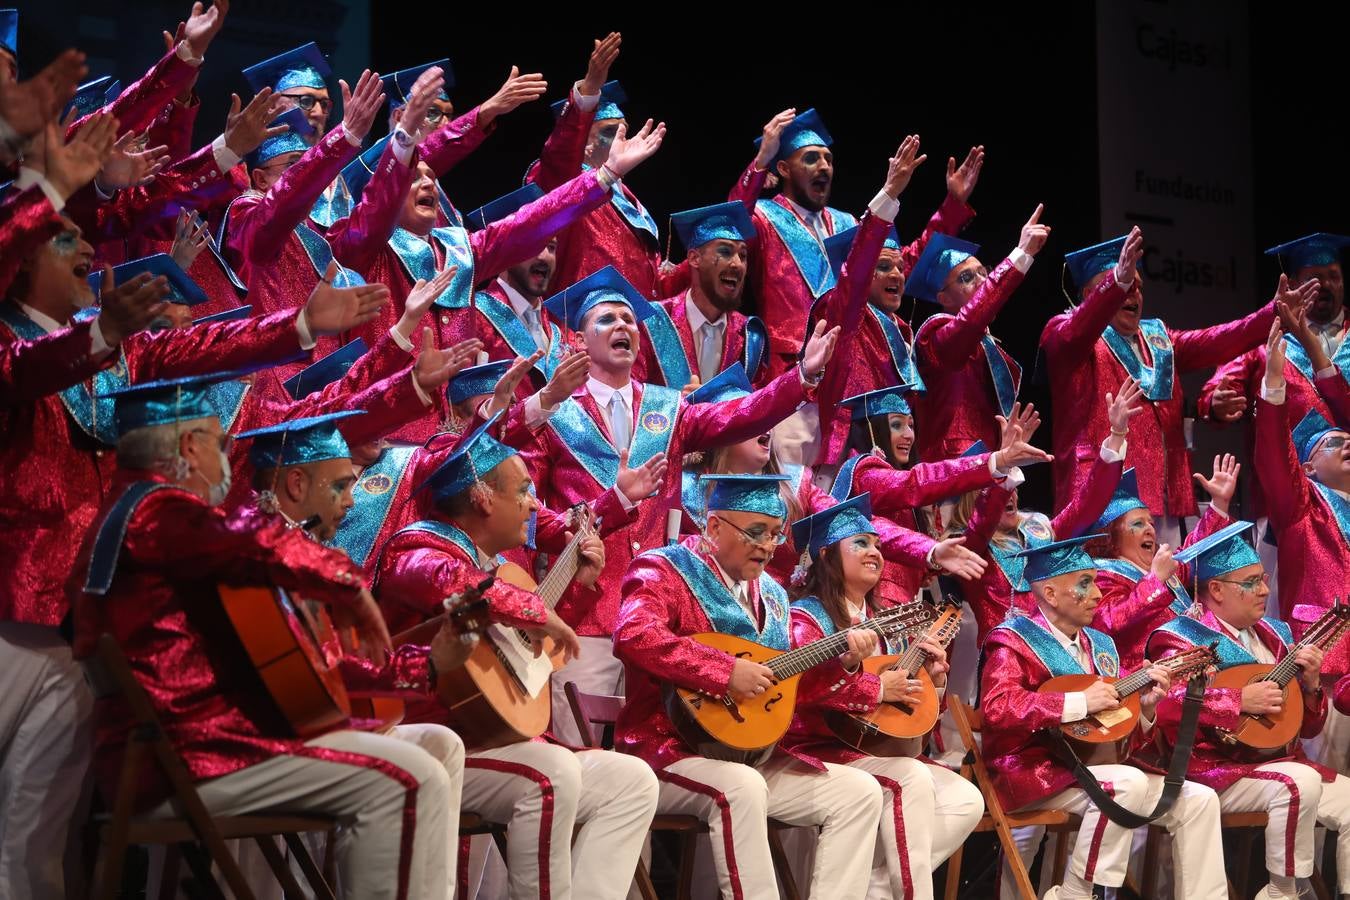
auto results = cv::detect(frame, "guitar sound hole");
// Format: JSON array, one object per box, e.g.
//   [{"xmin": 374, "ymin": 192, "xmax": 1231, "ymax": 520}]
[{"xmin": 763, "ymin": 692, "xmax": 784, "ymax": 712}]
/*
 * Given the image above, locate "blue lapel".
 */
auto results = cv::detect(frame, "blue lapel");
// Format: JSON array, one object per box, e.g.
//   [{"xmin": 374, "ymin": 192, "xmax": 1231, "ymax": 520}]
[
  {"xmin": 867, "ymin": 305, "xmax": 926, "ymax": 391},
  {"xmin": 387, "ymin": 227, "xmax": 476, "ymax": 310},
  {"xmin": 650, "ymin": 544, "xmax": 789, "ymax": 649},
  {"xmin": 84, "ymin": 482, "xmax": 179, "ymax": 594},
  {"xmin": 1102, "ymin": 320, "xmax": 1174, "ymax": 401},
  {"xmin": 547, "ymin": 386, "xmax": 680, "ymax": 489},
  {"xmin": 474, "ymin": 291, "xmax": 562, "ymax": 379},
  {"xmin": 331, "ymin": 445, "xmax": 419, "ymax": 568}
]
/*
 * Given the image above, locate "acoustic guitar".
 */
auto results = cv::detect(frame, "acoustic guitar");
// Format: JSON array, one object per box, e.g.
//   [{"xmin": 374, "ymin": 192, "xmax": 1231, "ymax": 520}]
[
  {"xmin": 1042, "ymin": 643, "xmax": 1217, "ymax": 764},
  {"xmin": 1210, "ymin": 601, "xmax": 1350, "ymax": 754},
  {"xmin": 391, "ymin": 508, "xmax": 596, "ymax": 750},
  {"xmin": 665, "ymin": 601, "xmax": 935, "ymax": 766},
  {"xmin": 220, "ymin": 581, "xmax": 491, "ymax": 738},
  {"xmin": 826, "ymin": 601, "xmax": 964, "ymax": 756}
]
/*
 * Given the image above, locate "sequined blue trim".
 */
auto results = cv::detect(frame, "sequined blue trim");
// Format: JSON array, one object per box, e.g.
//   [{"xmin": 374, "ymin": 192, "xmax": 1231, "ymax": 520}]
[
  {"xmin": 996, "ymin": 615, "xmax": 1118, "ymax": 677},
  {"xmin": 681, "ymin": 469, "xmax": 708, "ymax": 531},
  {"xmin": 294, "ymin": 221, "xmax": 365, "ymax": 286},
  {"xmin": 647, "ymin": 544, "xmax": 789, "ymax": 649},
  {"xmin": 980, "ymin": 335, "xmax": 1021, "ymax": 418},
  {"xmin": 829, "ymin": 454, "xmax": 864, "ymax": 502},
  {"xmin": 1155, "ymin": 616, "xmax": 1258, "ymax": 669},
  {"xmin": 867, "ymin": 305, "xmax": 925, "ymax": 391},
  {"xmin": 395, "ymin": 519, "xmax": 503, "ymax": 570},
  {"xmin": 1103, "ymin": 319, "xmax": 1173, "ymax": 401},
  {"xmin": 1313, "ymin": 482, "xmax": 1350, "ymax": 555},
  {"xmin": 640, "ymin": 304, "xmax": 693, "ymax": 388},
  {"xmin": 990, "ymin": 541, "xmax": 1031, "ymax": 594},
  {"xmin": 546, "ymin": 386, "xmax": 679, "ymax": 489},
  {"xmin": 332, "ymin": 445, "xmax": 418, "ymax": 569},
  {"xmin": 438, "ymin": 186, "xmax": 461, "ymax": 228},
  {"xmin": 756, "ymin": 201, "xmax": 856, "ymax": 299},
  {"xmin": 84, "ymin": 482, "xmax": 177, "ymax": 594},
  {"xmin": 0, "ymin": 303, "xmax": 125, "ymax": 445},
  {"xmin": 743, "ymin": 316, "xmax": 767, "ymax": 382},
  {"xmin": 309, "ymin": 174, "xmax": 354, "ymax": 229},
  {"xmin": 1093, "ymin": 556, "xmax": 1192, "ymax": 615},
  {"xmin": 1283, "ymin": 332, "xmax": 1350, "ymax": 390},
  {"xmin": 206, "ymin": 380, "xmax": 251, "ymax": 433},
  {"xmin": 387, "ymin": 226, "xmax": 475, "ymax": 310},
  {"xmin": 473, "ymin": 291, "xmax": 562, "ymax": 380}
]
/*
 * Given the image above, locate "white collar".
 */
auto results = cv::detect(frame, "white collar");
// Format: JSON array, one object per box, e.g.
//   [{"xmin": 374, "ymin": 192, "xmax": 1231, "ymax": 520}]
[
  {"xmin": 1215, "ymin": 616, "xmax": 1256, "ymax": 646},
  {"xmin": 685, "ymin": 291, "xmax": 725, "ymax": 332},
  {"xmin": 497, "ymin": 277, "xmax": 541, "ymax": 320},
  {"xmin": 1043, "ymin": 616, "xmax": 1084, "ymax": 658},
  {"xmin": 709, "ymin": 553, "xmax": 748, "ymax": 602},
  {"xmin": 586, "ymin": 376, "xmax": 633, "ymax": 410},
  {"xmin": 1311, "ymin": 310, "xmax": 1346, "ymax": 333},
  {"xmin": 783, "ymin": 195, "xmax": 824, "ymax": 224},
  {"xmin": 18, "ymin": 303, "xmax": 66, "ymax": 334}
]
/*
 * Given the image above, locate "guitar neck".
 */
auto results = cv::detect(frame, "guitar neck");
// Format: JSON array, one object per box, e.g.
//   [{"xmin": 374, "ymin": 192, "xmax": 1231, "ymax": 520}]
[
  {"xmin": 1266, "ymin": 607, "xmax": 1350, "ymax": 687},
  {"xmin": 890, "ymin": 610, "xmax": 962, "ymax": 677},
  {"xmin": 534, "ymin": 527, "xmax": 589, "ymax": 609},
  {"xmin": 1112, "ymin": 648, "xmax": 1210, "ymax": 699},
  {"xmin": 768, "ymin": 607, "xmax": 927, "ymax": 680}
]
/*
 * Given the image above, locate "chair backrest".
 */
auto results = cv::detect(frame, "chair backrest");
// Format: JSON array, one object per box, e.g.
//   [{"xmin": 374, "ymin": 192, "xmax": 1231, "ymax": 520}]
[
  {"xmin": 948, "ymin": 696, "xmax": 1007, "ymax": 820},
  {"xmin": 563, "ymin": 681, "xmax": 625, "ymax": 750}
]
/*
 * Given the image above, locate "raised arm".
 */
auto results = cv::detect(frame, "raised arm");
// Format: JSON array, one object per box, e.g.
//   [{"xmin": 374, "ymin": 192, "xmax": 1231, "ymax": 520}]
[
  {"xmin": 1253, "ymin": 323, "xmax": 1314, "ymax": 530},
  {"xmin": 1039, "ymin": 226, "xmax": 1141, "ymax": 367}
]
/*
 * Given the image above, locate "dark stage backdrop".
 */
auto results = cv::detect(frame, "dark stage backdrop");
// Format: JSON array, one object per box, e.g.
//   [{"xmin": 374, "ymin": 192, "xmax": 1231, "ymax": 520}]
[{"xmin": 13, "ymin": 2, "xmax": 1349, "ymax": 514}]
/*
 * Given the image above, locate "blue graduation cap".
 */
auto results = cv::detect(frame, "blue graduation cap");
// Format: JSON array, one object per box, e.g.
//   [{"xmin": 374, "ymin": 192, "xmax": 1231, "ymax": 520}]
[
  {"xmin": 381, "ymin": 59, "xmax": 452, "ymax": 110},
  {"xmin": 447, "ymin": 360, "xmax": 512, "ymax": 405},
  {"xmin": 754, "ymin": 108, "xmax": 833, "ymax": 166},
  {"xmin": 840, "ymin": 384, "xmax": 912, "ymax": 421},
  {"xmin": 0, "ymin": 9, "xmax": 16, "ymax": 57},
  {"xmin": 236, "ymin": 410, "xmax": 365, "ymax": 469},
  {"xmin": 823, "ymin": 224, "xmax": 900, "ymax": 278},
  {"xmin": 89, "ymin": 254, "xmax": 207, "ymax": 306},
  {"xmin": 670, "ymin": 202, "xmax": 757, "ymax": 251},
  {"xmin": 1174, "ymin": 520, "xmax": 1260, "ymax": 583},
  {"xmin": 281, "ymin": 338, "xmax": 367, "ymax": 400},
  {"xmin": 64, "ymin": 76, "xmax": 120, "ymax": 119},
  {"xmin": 701, "ymin": 473, "xmax": 790, "ymax": 519},
  {"xmin": 1013, "ymin": 533, "xmax": 1103, "ymax": 584},
  {"xmin": 100, "ymin": 369, "xmax": 251, "ymax": 438},
  {"xmin": 1064, "ymin": 235, "xmax": 1128, "ymax": 290},
  {"xmin": 542, "ymin": 265, "xmax": 658, "ymax": 332},
  {"xmin": 792, "ymin": 493, "xmax": 876, "ymax": 560},
  {"xmin": 193, "ymin": 305, "xmax": 252, "ymax": 325},
  {"xmin": 243, "ymin": 42, "xmax": 330, "ymax": 93},
  {"xmin": 1265, "ymin": 233, "xmax": 1350, "ymax": 273},
  {"xmin": 906, "ymin": 233, "xmax": 980, "ymax": 303},
  {"xmin": 245, "ymin": 108, "xmax": 316, "ymax": 169},
  {"xmin": 1292, "ymin": 409, "xmax": 1344, "ymax": 465},
  {"xmin": 684, "ymin": 363, "xmax": 752, "ymax": 405},
  {"xmin": 465, "ymin": 183, "xmax": 544, "ymax": 232},
  {"xmin": 418, "ymin": 413, "xmax": 517, "ymax": 503},
  {"xmin": 551, "ymin": 80, "xmax": 626, "ymax": 121},
  {"xmin": 1088, "ymin": 468, "xmax": 1147, "ymax": 534}
]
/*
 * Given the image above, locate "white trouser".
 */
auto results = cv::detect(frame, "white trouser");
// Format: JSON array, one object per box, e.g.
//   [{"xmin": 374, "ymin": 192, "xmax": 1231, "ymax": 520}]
[
  {"xmin": 0, "ymin": 622, "xmax": 94, "ymax": 900},
  {"xmin": 1306, "ymin": 704, "xmax": 1350, "ymax": 774},
  {"xmin": 772, "ymin": 402, "xmax": 820, "ymax": 468},
  {"xmin": 1220, "ymin": 763, "xmax": 1350, "ymax": 891},
  {"xmin": 656, "ymin": 754, "xmax": 882, "ymax": 900},
  {"xmin": 847, "ymin": 756, "xmax": 983, "ymax": 900},
  {"xmin": 550, "ymin": 636, "xmax": 625, "ymax": 746},
  {"xmin": 1004, "ymin": 765, "xmax": 1224, "ymax": 898},
  {"xmin": 391, "ymin": 723, "xmax": 466, "ymax": 898},
  {"xmin": 463, "ymin": 742, "xmax": 656, "ymax": 900},
  {"xmin": 148, "ymin": 728, "xmax": 453, "ymax": 900}
]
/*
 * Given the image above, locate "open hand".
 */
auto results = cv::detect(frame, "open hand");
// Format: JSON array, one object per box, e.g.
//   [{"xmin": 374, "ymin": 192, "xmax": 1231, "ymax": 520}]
[{"xmin": 946, "ymin": 145, "xmax": 985, "ymax": 204}]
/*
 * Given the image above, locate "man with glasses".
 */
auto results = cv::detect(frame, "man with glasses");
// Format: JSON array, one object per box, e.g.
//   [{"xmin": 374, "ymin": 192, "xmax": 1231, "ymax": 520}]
[
  {"xmin": 612, "ymin": 473, "xmax": 883, "ymax": 900},
  {"xmin": 907, "ymin": 204, "xmax": 1049, "ymax": 465},
  {"xmin": 1144, "ymin": 519, "xmax": 1350, "ymax": 900}
]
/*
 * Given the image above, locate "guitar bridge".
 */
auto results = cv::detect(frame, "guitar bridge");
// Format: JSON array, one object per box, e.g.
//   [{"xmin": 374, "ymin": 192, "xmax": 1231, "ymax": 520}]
[{"xmin": 721, "ymin": 696, "xmax": 745, "ymax": 724}]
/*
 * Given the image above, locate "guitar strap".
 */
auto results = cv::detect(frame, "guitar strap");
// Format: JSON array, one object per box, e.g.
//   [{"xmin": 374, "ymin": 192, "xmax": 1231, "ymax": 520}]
[{"xmin": 1046, "ymin": 674, "xmax": 1207, "ymax": 829}]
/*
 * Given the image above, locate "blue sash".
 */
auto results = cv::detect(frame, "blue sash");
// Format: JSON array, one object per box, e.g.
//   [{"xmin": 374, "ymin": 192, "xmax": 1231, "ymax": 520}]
[
  {"xmin": 987, "ymin": 514, "xmax": 1056, "ymax": 593},
  {"xmin": 388, "ymin": 227, "xmax": 476, "ymax": 311},
  {"xmin": 868, "ymin": 305, "xmax": 925, "ymax": 391},
  {"xmin": 743, "ymin": 316, "xmax": 767, "ymax": 382},
  {"xmin": 1156, "ymin": 615, "xmax": 1260, "ymax": 670},
  {"xmin": 1313, "ymin": 482, "xmax": 1350, "ymax": 552},
  {"xmin": 647, "ymin": 544, "xmax": 789, "ymax": 649},
  {"xmin": 331, "ymin": 445, "xmax": 418, "ymax": 568},
  {"xmin": 546, "ymin": 386, "xmax": 680, "ymax": 490},
  {"xmin": 756, "ymin": 201, "xmax": 856, "ymax": 300},
  {"xmin": 0, "ymin": 303, "xmax": 126, "ymax": 445},
  {"xmin": 205, "ymin": 380, "xmax": 251, "ymax": 433},
  {"xmin": 203, "ymin": 233, "xmax": 248, "ymax": 295},
  {"xmin": 1103, "ymin": 319, "xmax": 1174, "ymax": 401},
  {"xmin": 640, "ymin": 304, "xmax": 694, "ymax": 388},
  {"xmin": 681, "ymin": 469, "xmax": 708, "ymax": 531},
  {"xmin": 793, "ymin": 595, "xmax": 902, "ymax": 654},
  {"xmin": 1283, "ymin": 331, "xmax": 1350, "ymax": 388},
  {"xmin": 830, "ymin": 454, "xmax": 866, "ymax": 502},
  {"xmin": 308, "ymin": 174, "xmax": 355, "ymax": 229},
  {"xmin": 473, "ymin": 291, "xmax": 562, "ymax": 380},
  {"xmin": 437, "ymin": 185, "xmax": 462, "ymax": 228},
  {"xmin": 394, "ymin": 519, "xmax": 503, "ymax": 569},
  {"xmin": 610, "ymin": 186, "xmax": 659, "ymax": 242},
  {"xmin": 997, "ymin": 615, "xmax": 1120, "ymax": 678},
  {"xmin": 1093, "ymin": 557, "xmax": 1192, "ymax": 616},
  {"xmin": 294, "ymin": 221, "xmax": 365, "ymax": 287},
  {"xmin": 84, "ymin": 482, "xmax": 177, "ymax": 594},
  {"xmin": 980, "ymin": 335, "xmax": 1021, "ymax": 418}
]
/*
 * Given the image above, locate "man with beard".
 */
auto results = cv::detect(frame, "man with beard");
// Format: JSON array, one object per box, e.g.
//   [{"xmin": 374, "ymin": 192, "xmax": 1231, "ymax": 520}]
[
  {"xmin": 1041, "ymin": 228, "xmax": 1304, "ymax": 547},
  {"xmin": 633, "ymin": 201, "xmax": 767, "ymax": 390}
]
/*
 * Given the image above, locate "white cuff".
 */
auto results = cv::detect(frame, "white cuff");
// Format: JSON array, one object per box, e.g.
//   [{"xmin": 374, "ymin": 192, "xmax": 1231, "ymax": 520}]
[
  {"xmin": 1100, "ymin": 438, "xmax": 1127, "ymax": 463},
  {"xmin": 1113, "ymin": 265, "xmax": 1133, "ymax": 290},
  {"xmin": 1261, "ymin": 379, "xmax": 1287, "ymax": 404},
  {"xmin": 390, "ymin": 127, "xmax": 416, "ymax": 166},
  {"xmin": 523, "ymin": 391, "xmax": 557, "ymax": 428},
  {"xmin": 90, "ymin": 317, "xmax": 112, "ymax": 355},
  {"xmin": 175, "ymin": 40, "xmax": 203, "ymax": 66},
  {"xmin": 1317, "ymin": 364, "xmax": 1340, "ymax": 379},
  {"xmin": 211, "ymin": 134, "xmax": 242, "ymax": 173},
  {"xmin": 409, "ymin": 370, "xmax": 432, "ymax": 407},
  {"xmin": 341, "ymin": 125, "xmax": 362, "ymax": 148},
  {"xmin": 1009, "ymin": 248, "xmax": 1034, "ymax": 274},
  {"xmin": 614, "ymin": 486, "xmax": 637, "ymax": 511},
  {"xmin": 572, "ymin": 83, "xmax": 601, "ymax": 108},
  {"xmin": 1061, "ymin": 692, "xmax": 1088, "ymax": 723},
  {"xmin": 15, "ymin": 168, "xmax": 67, "ymax": 210},
  {"xmin": 389, "ymin": 325, "xmax": 415, "ymax": 353},
  {"xmin": 295, "ymin": 310, "xmax": 317, "ymax": 350},
  {"xmin": 595, "ymin": 166, "xmax": 618, "ymax": 191},
  {"xmin": 868, "ymin": 189, "xmax": 900, "ymax": 223}
]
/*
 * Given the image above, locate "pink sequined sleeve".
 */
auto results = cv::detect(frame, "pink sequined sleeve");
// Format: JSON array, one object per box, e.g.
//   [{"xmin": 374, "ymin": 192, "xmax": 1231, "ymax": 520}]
[
  {"xmin": 613, "ymin": 555, "xmax": 737, "ymax": 696},
  {"xmin": 960, "ymin": 485, "xmax": 1011, "ymax": 559},
  {"xmin": 1038, "ymin": 270, "xmax": 1128, "ymax": 369},
  {"xmin": 470, "ymin": 171, "xmax": 610, "ymax": 279},
  {"xmin": 531, "ymin": 98, "xmax": 591, "ymax": 192},
  {"xmin": 980, "ymin": 634, "xmax": 1068, "ymax": 733},
  {"xmin": 0, "ymin": 187, "xmax": 63, "ymax": 298},
  {"xmin": 790, "ymin": 609, "xmax": 882, "ymax": 714},
  {"xmin": 1254, "ymin": 397, "xmax": 1312, "ymax": 531},
  {"xmin": 1333, "ymin": 674, "xmax": 1350, "ymax": 716},
  {"xmin": 873, "ymin": 517, "xmax": 937, "ymax": 570},
  {"xmin": 0, "ymin": 320, "xmax": 106, "ymax": 407},
  {"xmin": 124, "ymin": 309, "xmax": 305, "ymax": 381},
  {"xmin": 328, "ymin": 142, "xmax": 414, "ymax": 274},
  {"xmin": 1171, "ymin": 303, "xmax": 1277, "ymax": 371},
  {"xmin": 1091, "ymin": 571, "xmax": 1174, "ymax": 635},
  {"xmin": 530, "ymin": 492, "xmax": 635, "ymax": 555},
  {"xmin": 375, "ymin": 535, "xmax": 547, "ymax": 630},
  {"xmin": 1050, "ymin": 452, "xmax": 1122, "ymax": 539},
  {"xmin": 680, "ymin": 366, "xmax": 808, "ymax": 449},
  {"xmin": 1315, "ymin": 368, "xmax": 1350, "ymax": 428},
  {"xmin": 916, "ymin": 258, "xmax": 1023, "ymax": 368},
  {"xmin": 1197, "ymin": 349, "xmax": 1261, "ymax": 423},
  {"xmin": 852, "ymin": 453, "xmax": 996, "ymax": 517},
  {"xmin": 420, "ymin": 107, "xmax": 492, "ymax": 179},
  {"xmin": 67, "ymin": 46, "xmax": 197, "ymax": 138},
  {"xmin": 1147, "ymin": 630, "xmax": 1244, "ymax": 731},
  {"xmin": 79, "ymin": 143, "xmax": 237, "ymax": 242},
  {"xmin": 729, "ymin": 159, "xmax": 766, "ymax": 209},
  {"xmin": 339, "ymin": 644, "xmax": 434, "ymax": 698}
]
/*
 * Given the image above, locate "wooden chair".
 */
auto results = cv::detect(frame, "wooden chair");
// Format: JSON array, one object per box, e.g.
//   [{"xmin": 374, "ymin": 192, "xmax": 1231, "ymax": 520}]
[
  {"xmin": 564, "ymin": 681, "xmax": 803, "ymax": 900},
  {"xmin": 943, "ymin": 696, "xmax": 1082, "ymax": 900},
  {"xmin": 84, "ymin": 634, "xmax": 337, "ymax": 900}
]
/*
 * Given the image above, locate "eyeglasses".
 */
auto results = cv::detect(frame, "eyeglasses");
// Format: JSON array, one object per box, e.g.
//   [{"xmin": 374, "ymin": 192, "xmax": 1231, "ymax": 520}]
[
  {"xmin": 711, "ymin": 514, "xmax": 788, "ymax": 547},
  {"xmin": 1316, "ymin": 436, "xmax": 1348, "ymax": 454},
  {"xmin": 191, "ymin": 429, "xmax": 233, "ymax": 455},
  {"xmin": 1214, "ymin": 573, "xmax": 1270, "ymax": 592},
  {"xmin": 278, "ymin": 93, "xmax": 332, "ymax": 113},
  {"xmin": 424, "ymin": 107, "xmax": 449, "ymax": 125},
  {"xmin": 952, "ymin": 266, "xmax": 988, "ymax": 287}
]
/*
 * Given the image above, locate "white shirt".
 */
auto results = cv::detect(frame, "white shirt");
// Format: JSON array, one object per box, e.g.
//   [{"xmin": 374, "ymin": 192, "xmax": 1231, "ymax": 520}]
[
  {"xmin": 685, "ymin": 292, "xmax": 725, "ymax": 334},
  {"xmin": 499, "ymin": 277, "xmax": 542, "ymax": 321},
  {"xmin": 1310, "ymin": 311, "xmax": 1346, "ymax": 359},
  {"xmin": 19, "ymin": 302, "xmax": 111, "ymax": 356},
  {"xmin": 586, "ymin": 376, "xmax": 635, "ymax": 434},
  {"xmin": 1216, "ymin": 617, "xmax": 1276, "ymax": 664},
  {"xmin": 1044, "ymin": 617, "xmax": 1091, "ymax": 723},
  {"xmin": 709, "ymin": 553, "xmax": 756, "ymax": 625}
]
